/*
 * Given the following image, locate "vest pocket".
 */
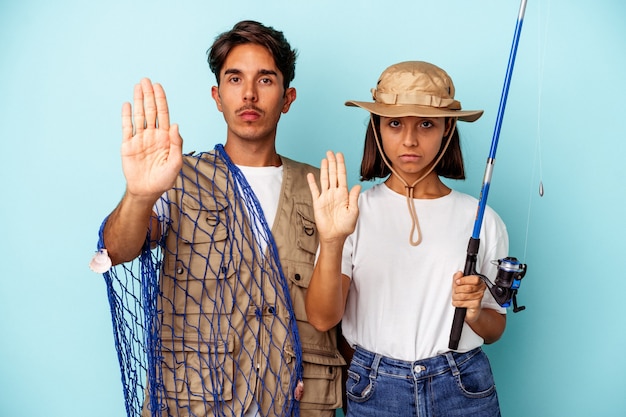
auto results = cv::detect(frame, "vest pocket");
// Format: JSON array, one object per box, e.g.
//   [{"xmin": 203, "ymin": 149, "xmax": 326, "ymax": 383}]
[
  {"xmin": 179, "ymin": 196, "xmax": 229, "ymax": 244},
  {"xmin": 161, "ymin": 252, "xmax": 238, "ymax": 320},
  {"xmin": 160, "ymin": 335, "xmax": 235, "ymax": 401},
  {"xmin": 300, "ymin": 345, "xmax": 345, "ymax": 408},
  {"xmin": 283, "ymin": 260, "xmax": 313, "ymax": 322},
  {"xmin": 294, "ymin": 203, "xmax": 318, "ymax": 255}
]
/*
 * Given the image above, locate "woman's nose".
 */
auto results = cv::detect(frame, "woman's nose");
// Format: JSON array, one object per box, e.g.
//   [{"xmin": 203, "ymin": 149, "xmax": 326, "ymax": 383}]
[{"xmin": 402, "ymin": 131, "xmax": 419, "ymax": 147}]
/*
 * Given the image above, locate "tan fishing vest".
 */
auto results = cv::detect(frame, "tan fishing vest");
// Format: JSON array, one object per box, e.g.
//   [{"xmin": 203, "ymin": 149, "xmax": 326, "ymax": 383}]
[{"xmin": 150, "ymin": 150, "xmax": 345, "ymax": 417}]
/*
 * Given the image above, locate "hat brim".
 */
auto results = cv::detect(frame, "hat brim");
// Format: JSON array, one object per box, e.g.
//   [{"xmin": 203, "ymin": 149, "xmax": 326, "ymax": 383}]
[{"xmin": 345, "ymin": 100, "xmax": 483, "ymax": 122}]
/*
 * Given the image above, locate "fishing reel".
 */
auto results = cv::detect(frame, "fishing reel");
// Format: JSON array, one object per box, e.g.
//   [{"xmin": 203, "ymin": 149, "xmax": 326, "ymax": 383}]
[
  {"xmin": 449, "ymin": 241, "xmax": 528, "ymax": 349},
  {"xmin": 480, "ymin": 257, "xmax": 527, "ymax": 313}
]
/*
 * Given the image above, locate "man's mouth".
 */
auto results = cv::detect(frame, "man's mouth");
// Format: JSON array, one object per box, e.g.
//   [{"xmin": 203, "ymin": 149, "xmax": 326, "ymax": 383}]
[{"xmin": 237, "ymin": 106, "xmax": 263, "ymax": 121}]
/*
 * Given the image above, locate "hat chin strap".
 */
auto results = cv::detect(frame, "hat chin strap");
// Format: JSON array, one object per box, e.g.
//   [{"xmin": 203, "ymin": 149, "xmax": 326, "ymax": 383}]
[{"xmin": 370, "ymin": 114, "xmax": 457, "ymax": 246}]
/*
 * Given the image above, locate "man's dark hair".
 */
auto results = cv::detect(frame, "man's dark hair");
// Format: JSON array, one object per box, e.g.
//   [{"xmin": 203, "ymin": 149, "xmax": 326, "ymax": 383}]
[{"xmin": 207, "ymin": 20, "xmax": 297, "ymax": 91}]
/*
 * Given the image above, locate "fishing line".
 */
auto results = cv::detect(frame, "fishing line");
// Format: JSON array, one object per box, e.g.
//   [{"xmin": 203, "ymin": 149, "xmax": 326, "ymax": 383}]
[{"xmin": 523, "ymin": 0, "xmax": 550, "ymax": 260}]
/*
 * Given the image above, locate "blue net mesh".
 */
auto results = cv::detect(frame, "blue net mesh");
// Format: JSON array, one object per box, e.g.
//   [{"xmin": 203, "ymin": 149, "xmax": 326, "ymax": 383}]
[{"xmin": 96, "ymin": 144, "xmax": 304, "ymax": 417}]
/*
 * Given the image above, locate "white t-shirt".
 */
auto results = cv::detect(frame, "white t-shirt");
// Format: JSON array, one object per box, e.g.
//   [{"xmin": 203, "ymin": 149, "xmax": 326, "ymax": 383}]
[
  {"xmin": 236, "ymin": 165, "xmax": 283, "ymax": 229},
  {"xmin": 341, "ymin": 184, "xmax": 508, "ymax": 361}
]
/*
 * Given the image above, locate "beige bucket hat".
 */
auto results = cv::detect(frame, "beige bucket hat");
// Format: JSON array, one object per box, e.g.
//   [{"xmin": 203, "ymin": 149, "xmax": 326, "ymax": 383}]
[{"xmin": 345, "ymin": 61, "xmax": 483, "ymax": 122}]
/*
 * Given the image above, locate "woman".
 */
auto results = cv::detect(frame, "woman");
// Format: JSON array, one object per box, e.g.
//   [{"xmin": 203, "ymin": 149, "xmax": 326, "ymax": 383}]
[{"xmin": 305, "ymin": 61, "xmax": 508, "ymax": 417}]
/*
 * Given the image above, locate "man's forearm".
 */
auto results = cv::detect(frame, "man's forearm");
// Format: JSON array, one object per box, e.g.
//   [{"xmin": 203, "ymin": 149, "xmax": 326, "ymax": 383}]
[{"xmin": 103, "ymin": 192, "xmax": 160, "ymax": 265}]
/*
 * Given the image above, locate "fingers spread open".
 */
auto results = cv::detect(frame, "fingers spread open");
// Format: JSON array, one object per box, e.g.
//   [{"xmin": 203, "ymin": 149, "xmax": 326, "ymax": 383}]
[
  {"xmin": 319, "ymin": 156, "xmax": 329, "ymax": 190},
  {"xmin": 307, "ymin": 172, "xmax": 320, "ymax": 199},
  {"xmin": 141, "ymin": 78, "xmax": 157, "ymax": 129},
  {"xmin": 349, "ymin": 184, "xmax": 362, "ymax": 208},
  {"xmin": 335, "ymin": 152, "xmax": 348, "ymax": 189},
  {"xmin": 326, "ymin": 151, "xmax": 337, "ymax": 188},
  {"xmin": 121, "ymin": 102, "xmax": 133, "ymax": 141},
  {"xmin": 133, "ymin": 82, "xmax": 146, "ymax": 133},
  {"xmin": 154, "ymin": 82, "xmax": 170, "ymax": 130}
]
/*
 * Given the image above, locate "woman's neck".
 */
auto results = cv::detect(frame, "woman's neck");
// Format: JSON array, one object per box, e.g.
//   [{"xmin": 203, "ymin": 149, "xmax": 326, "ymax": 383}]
[{"xmin": 384, "ymin": 173, "xmax": 451, "ymax": 199}]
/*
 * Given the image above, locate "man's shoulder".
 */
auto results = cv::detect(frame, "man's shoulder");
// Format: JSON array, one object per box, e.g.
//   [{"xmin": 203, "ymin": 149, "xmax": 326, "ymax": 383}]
[
  {"xmin": 180, "ymin": 150, "xmax": 225, "ymax": 170},
  {"xmin": 280, "ymin": 154, "xmax": 319, "ymax": 173}
]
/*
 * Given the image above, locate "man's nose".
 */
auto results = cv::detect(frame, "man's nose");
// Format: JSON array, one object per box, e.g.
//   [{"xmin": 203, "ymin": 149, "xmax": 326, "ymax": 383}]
[{"xmin": 243, "ymin": 82, "xmax": 258, "ymax": 102}]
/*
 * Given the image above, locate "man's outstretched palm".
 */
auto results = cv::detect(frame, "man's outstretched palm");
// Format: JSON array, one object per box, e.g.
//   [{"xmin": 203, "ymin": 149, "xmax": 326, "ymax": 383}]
[{"xmin": 121, "ymin": 78, "xmax": 183, "ymax": 200}]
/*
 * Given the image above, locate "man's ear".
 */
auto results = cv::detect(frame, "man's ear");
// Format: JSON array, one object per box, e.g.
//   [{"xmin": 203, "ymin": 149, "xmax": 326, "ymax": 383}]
[
  {"xmin": 281, "ymin": 87, "xmax": 296, "ymax": 114},
  {"xmin": 211, "ymin": 85, "xmax": 223, "ymax": 112}
]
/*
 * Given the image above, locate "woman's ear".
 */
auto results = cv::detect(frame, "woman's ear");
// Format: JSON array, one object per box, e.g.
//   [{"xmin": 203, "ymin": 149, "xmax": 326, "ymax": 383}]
[{"xmin": 445, "ymin": 118, "xmax": 456, "ymax": 137}]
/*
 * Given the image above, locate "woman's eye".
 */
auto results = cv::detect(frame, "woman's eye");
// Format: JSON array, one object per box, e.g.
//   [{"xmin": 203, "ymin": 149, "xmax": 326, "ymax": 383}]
[
  {"xmin": 389, "ymin": 120, "xmax": 401, "ymax": 128},
  {"xmin": 421, "ymin": 121, "xmax": 433, "ymax": 128}
]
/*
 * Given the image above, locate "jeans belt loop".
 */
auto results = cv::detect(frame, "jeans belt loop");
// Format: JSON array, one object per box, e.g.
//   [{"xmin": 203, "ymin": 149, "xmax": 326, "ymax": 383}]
[
  {"xmin": 369, "ymin": 352, "xmax": 383, "ymax": 380},
  {"xmin": 445, "ymin": 351, "xmax": 461, "ymax": 377}
]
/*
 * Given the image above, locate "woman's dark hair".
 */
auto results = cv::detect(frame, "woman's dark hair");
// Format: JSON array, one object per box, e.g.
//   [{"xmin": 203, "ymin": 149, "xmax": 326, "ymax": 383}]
[
  {"xmin": 207, "ymin": 20, "xmax": 297, "ymax": 91},
  {"xmin": 360, "ymin": 116, "xmax": 465, "ymax": 181}
]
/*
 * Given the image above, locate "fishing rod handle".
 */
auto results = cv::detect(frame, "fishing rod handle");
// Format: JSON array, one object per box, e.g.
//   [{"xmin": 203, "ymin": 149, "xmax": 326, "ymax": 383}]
[{"xmin": 449, "ymin": 238, "xmax": 480, "ymax": 350}]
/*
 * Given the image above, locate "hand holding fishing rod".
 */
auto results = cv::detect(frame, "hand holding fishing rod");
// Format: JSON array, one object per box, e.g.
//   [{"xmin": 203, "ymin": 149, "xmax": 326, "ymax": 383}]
[{"xmin": 448, "ymin": 0, "xmax": 529, "ymax": 350}]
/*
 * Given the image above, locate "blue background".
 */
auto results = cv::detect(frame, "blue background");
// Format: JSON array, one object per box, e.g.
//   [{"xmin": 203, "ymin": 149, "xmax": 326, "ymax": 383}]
[{"xmin": 1, "ymin": 0, "xmax": 625, "ymax": 416}]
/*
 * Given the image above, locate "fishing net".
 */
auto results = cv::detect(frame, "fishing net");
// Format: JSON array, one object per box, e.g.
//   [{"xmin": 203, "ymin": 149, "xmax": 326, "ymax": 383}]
[{"xmin": 92, "ymin": 144, "xmax": 304, "ymax": 417}]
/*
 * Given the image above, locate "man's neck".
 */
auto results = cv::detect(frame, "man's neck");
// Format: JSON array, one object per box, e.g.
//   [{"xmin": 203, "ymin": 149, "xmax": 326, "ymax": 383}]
[{"xmin": 223, "ymin": 140, "xmax": 282, "ymax": 167}]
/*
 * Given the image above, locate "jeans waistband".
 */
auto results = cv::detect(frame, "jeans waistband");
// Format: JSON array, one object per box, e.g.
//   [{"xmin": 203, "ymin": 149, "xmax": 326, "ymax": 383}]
[{"xmin": 352, "ymin": 346, "xmax": 483, "ymax": 381}]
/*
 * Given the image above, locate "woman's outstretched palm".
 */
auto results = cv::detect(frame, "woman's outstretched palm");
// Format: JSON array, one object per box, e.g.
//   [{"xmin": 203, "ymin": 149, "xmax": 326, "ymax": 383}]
[{"xmin": 307, "ymin": 151, "xmax": 361, "ymax": 244}]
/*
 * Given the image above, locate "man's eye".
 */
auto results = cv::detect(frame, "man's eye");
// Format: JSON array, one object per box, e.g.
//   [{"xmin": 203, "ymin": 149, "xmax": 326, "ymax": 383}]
[{"xmin": 260, "ymin": 78, "xmax": 272, "ymax": 84}]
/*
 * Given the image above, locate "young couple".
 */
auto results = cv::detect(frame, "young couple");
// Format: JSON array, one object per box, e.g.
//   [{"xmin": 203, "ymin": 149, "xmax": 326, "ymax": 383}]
[{"xmin": 96, "ymin": 19, "xmax": 507, "ymax": 417}]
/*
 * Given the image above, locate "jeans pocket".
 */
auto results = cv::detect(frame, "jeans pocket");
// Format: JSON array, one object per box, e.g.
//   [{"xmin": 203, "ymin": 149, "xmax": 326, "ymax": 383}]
[
  {"xmin": 454, "ymin": 350, "xmax": 497, "ymax": 399},
  {"xmin": 345, "ymin": 362, "xmax": 375, "ymax": 402}
]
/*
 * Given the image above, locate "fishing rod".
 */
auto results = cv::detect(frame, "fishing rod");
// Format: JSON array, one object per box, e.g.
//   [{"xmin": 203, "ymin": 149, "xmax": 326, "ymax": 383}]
[{"xmin": 448, "ymin": 0, "xmax": 529, "ymax": 350}]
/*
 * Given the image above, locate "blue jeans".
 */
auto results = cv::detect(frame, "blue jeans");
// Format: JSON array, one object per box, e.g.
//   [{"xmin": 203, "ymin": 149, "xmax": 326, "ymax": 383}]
[{"xmin": 345, "ymin": 346, "xmax": 501, "ymax": 417}]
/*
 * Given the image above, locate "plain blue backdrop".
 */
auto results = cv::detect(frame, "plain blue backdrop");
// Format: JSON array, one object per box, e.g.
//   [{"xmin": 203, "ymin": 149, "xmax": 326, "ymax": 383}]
[{"xmin": 1, "ymin": 0, "xmax": 625, "ymax": 416}]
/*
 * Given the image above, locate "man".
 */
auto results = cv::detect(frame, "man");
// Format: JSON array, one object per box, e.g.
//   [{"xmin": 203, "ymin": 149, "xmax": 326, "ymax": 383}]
[{"xmin": 94, "ymin": 20, "xmax": 344, "ymax": 417}]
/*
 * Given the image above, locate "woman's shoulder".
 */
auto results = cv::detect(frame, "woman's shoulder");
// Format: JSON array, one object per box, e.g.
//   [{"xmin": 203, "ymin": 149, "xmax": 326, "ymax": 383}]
[
  {"xmin": 449, "ymin": 190, "xmax": 505, "ymax": 224},
  {"xmin": 447, "ymin": 189, "xmax": 479, "ymax": 207},
  {"xmin": 359, "ymin": 182, "xmax": 394, "ymax": 201}
]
